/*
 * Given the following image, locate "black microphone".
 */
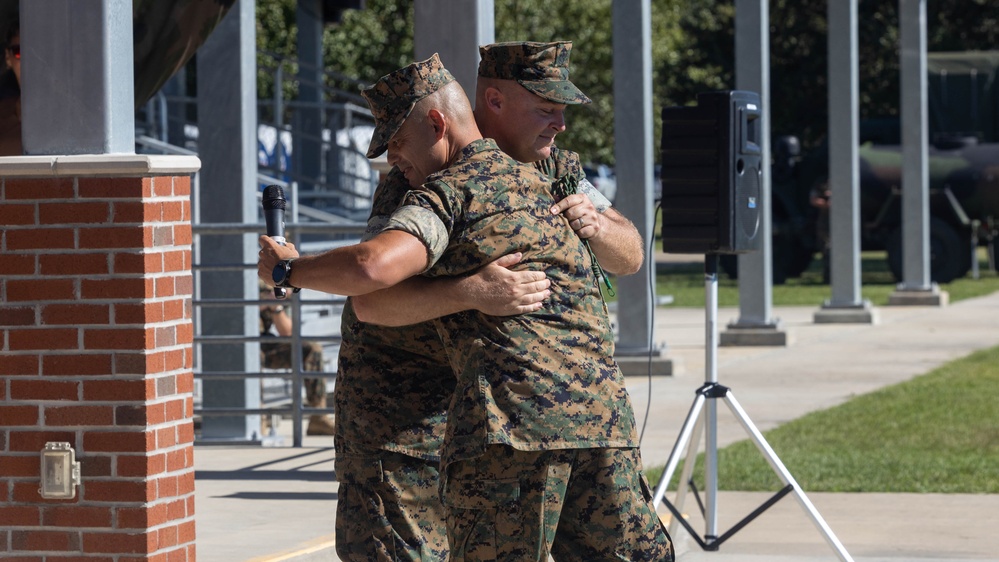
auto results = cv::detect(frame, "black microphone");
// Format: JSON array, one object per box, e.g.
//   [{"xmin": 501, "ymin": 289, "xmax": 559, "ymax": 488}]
[{"xmin": 262, "ymin": 185, "xmax": 289, "ymax": 299}]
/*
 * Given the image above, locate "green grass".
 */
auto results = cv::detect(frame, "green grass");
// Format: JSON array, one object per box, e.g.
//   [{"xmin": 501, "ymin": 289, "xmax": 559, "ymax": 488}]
[
  {"xmin": 642, "ymin": 250, "xmax": 999, "ymax": 307},
  {"xmin": 645, "ymin": 345, "xmax": 999, "ymax": 493}
]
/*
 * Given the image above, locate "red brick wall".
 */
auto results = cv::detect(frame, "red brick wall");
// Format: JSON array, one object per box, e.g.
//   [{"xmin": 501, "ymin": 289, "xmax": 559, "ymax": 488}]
[{"xmin": 1, "ymin": 173, "xmax": 196, "ymax": 561}]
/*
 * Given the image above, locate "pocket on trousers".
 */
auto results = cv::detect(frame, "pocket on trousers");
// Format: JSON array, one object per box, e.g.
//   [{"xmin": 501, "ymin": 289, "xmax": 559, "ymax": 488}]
[
  {"xmin": 444, "ymin": 477, "xmax": 521, "ymax": 561},
  {"xmin": 334, "ymin": 455, "xmax": 383, "ymax": 484},
  {"xmin": 444, "ymin": 477, "xmax": 520, "ymax": 509}
]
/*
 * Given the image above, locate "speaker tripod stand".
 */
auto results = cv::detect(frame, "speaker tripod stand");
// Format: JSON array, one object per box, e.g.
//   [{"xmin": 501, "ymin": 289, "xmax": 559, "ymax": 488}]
[{"xmin": 651, "ymin": 254, "xmax": 854, "ymax": 562}]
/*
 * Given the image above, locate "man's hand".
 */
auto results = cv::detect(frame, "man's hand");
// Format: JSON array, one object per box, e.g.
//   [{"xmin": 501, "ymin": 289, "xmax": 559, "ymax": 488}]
[
  {"xmin": 257, "ymin": 235, "xmax": 300, "ymax": 287},
  {"xmin": 550, "ymin": 194, "xmax": 644, "ymax": 276},
  {"xmin": 551, "ymin": 193, "xmax": 602, "ymax": 240},
  {"xmin": 351, "ymin": 252, "xmax": 551, "ymax": 326},
  {"xmin": 457, "ymin": 253, "xmax": 551, "ymax": 316}
]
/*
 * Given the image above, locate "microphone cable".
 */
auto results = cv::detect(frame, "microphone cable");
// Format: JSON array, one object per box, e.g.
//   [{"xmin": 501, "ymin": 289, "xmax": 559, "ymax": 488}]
[{"xmin": 638, "ymin": 198, "xmax": 663, "ymax": 446}]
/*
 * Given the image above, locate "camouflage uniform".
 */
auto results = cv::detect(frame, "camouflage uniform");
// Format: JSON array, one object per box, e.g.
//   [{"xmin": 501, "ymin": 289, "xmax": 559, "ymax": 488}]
[
  {"xmin": 382, "ymin": 136, "xmax": 672, "ymax": 561},
  {"xmin": 334, "ymin": 57, "xmax": 461, "ymax": 561},
  {"xmin": 333, "ymin": 166, "xmax": 454, "ymax": 562},
  {"xmin": 333, "ymin": 146, "xmax": 607, "ymax": 562},
  {"xmin": 333, "ymin": 147, "xmax": 601, "ymax": 562},
  {"xmin": 339, "ymin": 51, "xmax": 670, "ymax": 562}
]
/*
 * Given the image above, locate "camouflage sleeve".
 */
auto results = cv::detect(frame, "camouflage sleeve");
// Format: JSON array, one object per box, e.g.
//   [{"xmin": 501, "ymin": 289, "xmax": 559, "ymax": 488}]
[
  {"xmin": 541, "ymin": 146, "xmax": 612, "ymax": 213},
  {"xmin": 381, "ymin": 205, "xmax": 449, "ymax": 272},
  {"xmin": 578, "ymin": 177, "xmax": 612, "ymax": 213},
  {"xmin": 381, "ymin": 176, "xmax": 461, "ymax": 271}
]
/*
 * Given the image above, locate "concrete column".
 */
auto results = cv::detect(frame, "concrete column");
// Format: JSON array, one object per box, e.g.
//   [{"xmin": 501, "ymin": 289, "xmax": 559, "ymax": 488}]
[
  {"xmin": 815, "ymin": 0, "xmax": 878, "ymax": 324},
  {"xmin": 0, "ymin": 155, "xmax": 201, "ymax": 561},
  {"xmin": 722, "ymin": 0, "xmax": 787, "ymax": 346},
  {"xmin": 414, "ymin": 0, "xmax": 494, "ymax": 102},
  {"xmin": 20, "ymin": 0, "xmax": 134, "ymax": 155},
  {"xmin": 890, "ymin": 0, "xmax": 947, "ymax": 306},
  {"xmin": 611, "ymin": 0, "xmax": 672, "ymax": 374},
  {"xmin": 196, "ymin": 0, "xmax": 263, "ymax": 441}
]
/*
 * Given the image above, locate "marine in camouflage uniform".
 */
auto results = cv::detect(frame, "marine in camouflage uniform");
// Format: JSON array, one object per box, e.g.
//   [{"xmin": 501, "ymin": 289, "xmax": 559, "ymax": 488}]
[
  {"xmin": 474, "ymin": 42, "xmax": 645, "ymax": 284},
  {"xmin": 334, "ymin": 152, "xmax": 601, "ymax": 562},
  {"xmin": 334, "ymin": 45, "xmax": 626, "ymax": 562},
  {"xmin": 333, "ymin": 165, "xmax": 455, "ymax": 562},
  {"xmin": 362, "ymin": 56, "xmax": 672, "ymax": 561}
]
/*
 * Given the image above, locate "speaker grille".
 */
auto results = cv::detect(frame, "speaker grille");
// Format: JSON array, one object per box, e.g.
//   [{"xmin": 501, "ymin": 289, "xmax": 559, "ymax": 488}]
[{"xmin": 660, "ymin": 90, "xmax": 763, "ymax": 254}]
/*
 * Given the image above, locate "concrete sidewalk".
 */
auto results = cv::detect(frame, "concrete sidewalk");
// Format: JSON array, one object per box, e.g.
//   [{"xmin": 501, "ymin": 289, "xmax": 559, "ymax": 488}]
[{"xmin": 193, "ymin": 291, "xmax": 999, "ymax": 562}]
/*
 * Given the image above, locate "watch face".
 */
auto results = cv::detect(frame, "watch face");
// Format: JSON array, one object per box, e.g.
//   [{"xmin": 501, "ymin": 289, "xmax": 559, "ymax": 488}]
[{"xmin": 272, "ymin": 262, "xmax": 287, "ymax": 286}]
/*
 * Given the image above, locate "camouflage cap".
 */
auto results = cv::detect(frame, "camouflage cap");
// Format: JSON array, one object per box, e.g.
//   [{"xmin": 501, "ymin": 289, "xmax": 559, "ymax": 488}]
[
  {"xmin": 477, "ymin": 41, "xmax": 592, "ymax": 105},
  {"xmin": 361, "ymin": 53, "xmax": 456, "ymax": 158}
]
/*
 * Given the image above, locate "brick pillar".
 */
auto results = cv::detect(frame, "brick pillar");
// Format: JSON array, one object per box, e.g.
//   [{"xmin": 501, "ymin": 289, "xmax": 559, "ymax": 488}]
[{"xmin": 0, "ymin": 155, "xmax": 201, "ymax": 561}]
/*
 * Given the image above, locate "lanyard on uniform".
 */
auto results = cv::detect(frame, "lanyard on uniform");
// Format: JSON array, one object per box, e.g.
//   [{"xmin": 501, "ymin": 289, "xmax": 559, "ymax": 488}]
[{"xmin": 551, "ymin": 174, "xmax": 616, "ymax": 297}]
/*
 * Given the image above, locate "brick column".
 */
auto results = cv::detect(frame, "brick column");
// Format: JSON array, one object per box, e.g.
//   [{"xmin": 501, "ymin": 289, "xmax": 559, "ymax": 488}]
[{"xmin": 0, "ymin": 154, "xmax": 201, "ymax": 561}]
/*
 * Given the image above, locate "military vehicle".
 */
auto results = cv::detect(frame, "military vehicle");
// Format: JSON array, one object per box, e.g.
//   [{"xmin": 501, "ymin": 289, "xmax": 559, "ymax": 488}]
[{"xmin": 725, "ymin": 50, "xmax": 999, "ymax": 284}]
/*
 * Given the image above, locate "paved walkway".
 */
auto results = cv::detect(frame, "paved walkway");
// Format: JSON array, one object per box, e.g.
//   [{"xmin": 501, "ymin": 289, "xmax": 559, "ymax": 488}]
[{"xmin": 193, "ymin": 290, "xmax": 999, "ymax": 562}]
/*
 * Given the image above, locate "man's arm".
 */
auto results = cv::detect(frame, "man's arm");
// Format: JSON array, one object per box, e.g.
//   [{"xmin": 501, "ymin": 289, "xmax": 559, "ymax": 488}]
[
  {"xmin": 352, "ymin": 252, "xmax": 551, "ymax": 326},
  {"xmin": 257, "ymin": 230, "xmax": 428, "ymax": 297},
  {"xmin": 550, "ymin": 195, "xmax": 644, "ymax": 275}
]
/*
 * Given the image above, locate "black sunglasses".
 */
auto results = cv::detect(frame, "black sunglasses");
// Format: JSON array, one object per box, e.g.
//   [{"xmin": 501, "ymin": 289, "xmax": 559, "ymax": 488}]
[{"xmin": 8, "ymin": 44, "xmax": 19, "ymax": 59}]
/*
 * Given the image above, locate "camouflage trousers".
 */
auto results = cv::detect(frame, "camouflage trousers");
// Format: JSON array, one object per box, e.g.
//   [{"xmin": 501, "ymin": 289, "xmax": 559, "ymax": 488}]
[
  {"xmin": 334, "ymin": 444, "xmax": 449, "ymax": 562},
  {"xmin": 442, "ymin": 445, "xmax": 674, "ymax": 562},
  {"xmin": 260, "ymin": 340, "xmax": 326, "ymax": 405}
]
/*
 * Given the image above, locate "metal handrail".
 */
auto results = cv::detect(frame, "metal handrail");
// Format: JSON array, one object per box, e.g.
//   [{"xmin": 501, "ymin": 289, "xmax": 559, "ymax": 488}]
[
  {"xmin": 191, "ymin": 218, "xmax": 364, "ymax": 446},
  {"xmin": 136, "ymin": 48, "xmax": 379, "ymax": 446},
  {"xmin": 138, "ymin": 49, "xmax": 379, "ymax": 221}
]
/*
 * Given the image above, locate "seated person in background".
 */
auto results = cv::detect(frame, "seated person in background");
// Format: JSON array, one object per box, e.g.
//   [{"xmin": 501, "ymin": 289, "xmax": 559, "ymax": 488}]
[
  {"xmin": 259, "ymin": 282, "xmax": 335, "ymax": 436},
  {"xmin": 0, "ymin": 18, "xmax": 22, "ymax": 156}
]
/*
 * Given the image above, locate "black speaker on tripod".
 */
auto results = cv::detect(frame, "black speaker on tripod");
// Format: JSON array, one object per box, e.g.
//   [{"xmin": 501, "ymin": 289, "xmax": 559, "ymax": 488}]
[{"xmin": 660, "ymin": 90, "xmax": 763, "ymax": 255}]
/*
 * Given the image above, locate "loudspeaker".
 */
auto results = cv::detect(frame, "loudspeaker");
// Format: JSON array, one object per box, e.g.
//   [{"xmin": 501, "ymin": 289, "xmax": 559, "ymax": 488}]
[
  {"xmin": 323, "ymin": 0, "xmax": 365, "ymax": 23},
  {"xmin": 660, "ymin": 90, "xmax": 763, "ymax": 255}
]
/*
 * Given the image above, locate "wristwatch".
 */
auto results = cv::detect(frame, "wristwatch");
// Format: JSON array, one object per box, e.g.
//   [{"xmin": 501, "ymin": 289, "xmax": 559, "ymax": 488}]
[{"xmin": 272, "ymin": 259, "xmax": 297, "ymax": 289}]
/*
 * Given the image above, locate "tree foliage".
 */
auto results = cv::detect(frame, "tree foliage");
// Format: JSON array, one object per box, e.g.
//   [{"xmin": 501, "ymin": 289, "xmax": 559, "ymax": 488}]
[
  {"xmin": 495, "ymin": 0, "xmax": 616, "ymax": 164},
  {"xmin": 253, "ymin": 0, "xmax": 999, "ymax": 165},
  {"xmin": 323, "ymin": 0, "xmax": 414, "ymax": 81}
]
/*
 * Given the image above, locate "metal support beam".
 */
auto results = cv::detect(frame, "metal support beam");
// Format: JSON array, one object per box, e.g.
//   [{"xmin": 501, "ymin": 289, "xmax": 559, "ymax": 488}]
[
  {"xmin": 21, "ymin": 0, "xmax": 134, "ymax": 154},
  {"xmin": 815, "ymin": 0, "xmax": 877, "ymax": 324},
  {"xmin": 196, "ymin": 0, "xmax": 263, "ymax": 442},
  {"xmin": 723, "ymin": 0, "xmax": 786, "ymax": 346},
  {"xmin": 414, "ymin": 0, "xmax": 494, "ymax": 103},
  {"xmin": 612, "ymin": 0, "xmax": 662, "ymax": 363},
  {"xmin": 890, "ymin": 0, "xmax": 947, "ymax": 305},
  {"xmin": 899, "ymin": 0, "xmax": 931, "ymax": 289}
]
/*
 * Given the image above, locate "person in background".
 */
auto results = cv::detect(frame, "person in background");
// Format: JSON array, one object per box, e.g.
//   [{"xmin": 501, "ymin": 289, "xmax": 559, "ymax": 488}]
[
  {"xmin": 258, "ymin": 282, "xmax": 335, "ymax": 436},
  {"xmin": 0, "ymin": 18, "xmax": 21, "ymax": 156}
]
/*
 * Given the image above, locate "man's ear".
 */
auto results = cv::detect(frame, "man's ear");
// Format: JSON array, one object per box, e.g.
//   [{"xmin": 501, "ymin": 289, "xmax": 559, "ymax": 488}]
[
  {"xmin": 427, "ymin": 109, "xmax": 447, "ymax": 141},
  {"xmin": 483, "ymin": 86, "xmax": 504, "ymax": 112}
]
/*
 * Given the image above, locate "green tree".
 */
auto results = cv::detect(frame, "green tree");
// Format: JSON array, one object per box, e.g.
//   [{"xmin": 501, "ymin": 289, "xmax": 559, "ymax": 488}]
[
  {"xmin": 323, "ymin": 0, "xmax": 414, "ymax": 82},
  {"xmin": 256, "ymin": 0, "xmax": 299, "ymax": 119},
  {"xmin": 495, "ymin": 0, "xmax": 616, "ymax": 164},
  {"xmin": 496, "ymin": 0, "xmax": 688, "ymax": 166},
  {"xmin": 254, "ymin": 0, "xmax": 999, "ymax": 164}
]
